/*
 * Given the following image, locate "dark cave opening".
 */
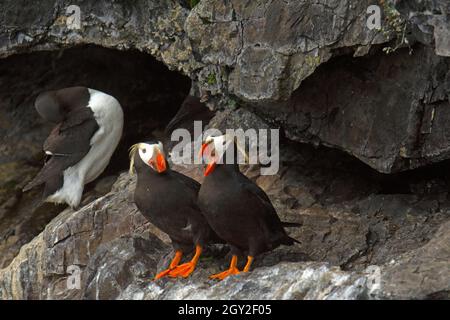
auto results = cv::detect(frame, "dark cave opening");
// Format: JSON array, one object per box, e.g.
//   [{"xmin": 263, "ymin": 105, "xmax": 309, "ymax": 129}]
[
  {"xmin": 282, "ymin": 137, "xmax": 450, "ymax": 205},
  {"xmin": 0, "ymin": 44, "xmax": 191, "ymax": 174}
]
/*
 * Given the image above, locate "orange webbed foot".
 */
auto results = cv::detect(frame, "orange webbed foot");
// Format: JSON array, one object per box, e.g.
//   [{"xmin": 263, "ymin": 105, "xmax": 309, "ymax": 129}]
[
  {"xmin": 210, "ymin": 255, "xmax": 245, "ymax": 281},
  {"xmin": 168, "ymin": 261, "xmax": 197, "ymax": 278},
  {"xmin": 155, "ymin": 268, "xmax": 174, "ymax": 280},
  {"xmin": 209, "ymin": 266, "xmax": 240, "ymax": 280},
  {"xmin": 154, "ymin": 250, "xmax": 183, "ymax": 280},
  {"xmin": 210, "ymin": 255, "xmax": 254, "ymax": 281},
  {"xmin": 168, "ymin": 244, "xmax": 202, "ymax": 279}
]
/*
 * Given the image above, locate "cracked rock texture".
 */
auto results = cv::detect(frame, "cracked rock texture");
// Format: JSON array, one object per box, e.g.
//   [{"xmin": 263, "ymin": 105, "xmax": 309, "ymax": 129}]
[{"xmin": 0, "ymin": 0, "xmax": 449, "ymax": 300}]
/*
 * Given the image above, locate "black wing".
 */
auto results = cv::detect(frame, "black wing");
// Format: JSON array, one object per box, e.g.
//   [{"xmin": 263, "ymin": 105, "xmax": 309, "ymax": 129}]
[
  {"xmin": 23, "ymin": 107, "xmax": 99, "ymax": 195},
  {"xmin": 242, "ymin": 178, "xmax": 273, "ymax": 208},
  {"xmin": 239, "ymin": 175, "xmax": 291, "ymax": 239},
  {"xmin": 239, "ymin": 175, "xmax": 302, "ymax": 228},
  {"xmin": 168, "ymin": 169, "xmax": 225, "ymax": 245},
  {"xmin": 43, "ymin": 107, "xmax": 98, "ymax": 155}
]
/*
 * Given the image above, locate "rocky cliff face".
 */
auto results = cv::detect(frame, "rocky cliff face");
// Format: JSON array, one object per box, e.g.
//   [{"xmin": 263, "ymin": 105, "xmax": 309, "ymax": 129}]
[
  {"xmin": 1, "ymin": 150, "xmax": 449, "ymax": 299},
  {"xmin": 0, "ymin": 0, "xmax": 449, "ymax": 299},
  {"xmin": 3, "ymin": 0, "xmax": 449, "ymax": 173}
]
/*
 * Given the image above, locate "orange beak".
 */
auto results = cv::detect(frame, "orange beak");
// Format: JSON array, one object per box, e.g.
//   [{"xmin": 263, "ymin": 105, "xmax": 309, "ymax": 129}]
[
  {"xmin": 201, "ymin": 142, "xmax": 216, "ymax": 176},
  {"xmin": 156, "ymin": 151, "xmax": 167, "ymax": 173},
  {"xmin": 149, "ymin": 150, "xmax": 167, "ymax": 173},
  {"xmin": 199, "ymin": 142, "xmax": 209, "ymax": 160},
  {"xmin": 204, "ymin": 162, "xmax": 216, "ymax": 176}
]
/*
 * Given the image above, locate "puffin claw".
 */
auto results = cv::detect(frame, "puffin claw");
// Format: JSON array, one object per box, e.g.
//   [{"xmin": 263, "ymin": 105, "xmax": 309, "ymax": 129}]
[
  {"xmin": 168, "ymin": 262, "xmax": 197, "ymax": 278},
  {"xmin": 210, "ymin": 255, "xmax": 245, "ymax": 281},
  {"xmin": 209, "ymin": 267, "xmax": 240, "ymax": 281},
  {"xmin": 154, "ymin": 250, "xmax": 183, "ymax": 280},
  {"xmin": 168, "ymin": 244, "xmax": 202, "ymax": 278},
  {"xmin": 154, "ymin": 268, "xmax": 175, "ymax": 280}
]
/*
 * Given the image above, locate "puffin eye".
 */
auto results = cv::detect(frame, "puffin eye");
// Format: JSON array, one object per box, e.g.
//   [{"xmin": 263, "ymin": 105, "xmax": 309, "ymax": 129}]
[
  {"xmin": 222, "ymin": 141, "xmax": 226, "ymax": 145},
  {"xmin": 142, "ymin": 148, "xmax": 146, "ymax": 154}
]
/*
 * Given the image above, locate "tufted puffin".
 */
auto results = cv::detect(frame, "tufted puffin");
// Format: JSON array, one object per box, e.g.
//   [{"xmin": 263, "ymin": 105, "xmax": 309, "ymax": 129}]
[
  {"xmin": 129, "ymin": 141, "xmax": 223, "ymax": 279},
  {"xmin": 198, "ymin": 134, "xmax": 300, "ymax": 280},
  {"xmin": 23, "ymin": 87, "xmax": 124, "ymax": 209}
]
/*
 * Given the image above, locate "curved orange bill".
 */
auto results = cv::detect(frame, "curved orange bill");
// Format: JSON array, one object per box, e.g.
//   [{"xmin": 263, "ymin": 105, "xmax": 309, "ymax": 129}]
[
  {"xmin": 201, "ymin": 142, "xmax": 216, "ymax": 176},
  {"xmin": 199, "ymin": 142, "xmax": 209, "ymax": 160},
  {"xmin": 156, "ymin": 152, "xmax": 167, "ymax": 173},
  {"xmin": 204, "ymin": 162, "xmax": 216, "ymax": 176}
]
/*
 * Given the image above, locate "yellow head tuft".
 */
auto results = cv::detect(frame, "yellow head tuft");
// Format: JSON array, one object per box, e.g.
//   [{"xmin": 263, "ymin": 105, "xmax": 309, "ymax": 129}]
[{"xmin": 128, "ymin": 143, "xmax": 141, "ymax": 175}]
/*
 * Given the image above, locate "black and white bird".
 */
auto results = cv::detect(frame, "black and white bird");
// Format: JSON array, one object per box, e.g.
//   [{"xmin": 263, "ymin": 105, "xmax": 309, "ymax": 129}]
[{"xmin": 23, "ymin": 86, "xmax": 124, "ymax": 208}]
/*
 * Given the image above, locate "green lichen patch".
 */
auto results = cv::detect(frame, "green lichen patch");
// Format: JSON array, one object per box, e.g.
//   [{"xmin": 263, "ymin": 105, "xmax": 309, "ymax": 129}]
[
  {"xmin": 380, "ymin": 0, "xmax": 412, "ymax": 55},
  {"xmin": 206, "ymin": 72, "xmax": 217, "ymax": 85}
]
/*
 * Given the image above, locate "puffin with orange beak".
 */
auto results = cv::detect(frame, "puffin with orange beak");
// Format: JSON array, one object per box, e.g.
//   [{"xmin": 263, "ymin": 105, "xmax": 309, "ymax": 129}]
[
  {"xmin": 129, "ymin": 141, "xmax": 223, "ymax": 279},
  {"xmin": 198, "ymin": 134, "xmax": 300, "ymax": 280}
]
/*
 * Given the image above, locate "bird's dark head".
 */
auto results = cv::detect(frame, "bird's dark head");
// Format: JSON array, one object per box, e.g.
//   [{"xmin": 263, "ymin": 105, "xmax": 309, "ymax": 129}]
[
  {"xmin": 129, "ymin": 141, "xmax": 167, "ymax": 175},
  {"xmin": 200, "ymin": 134, "xmax": 248, "ymax": 176},
  {"xmin": 34, "ymin": 91, "xmax": 64, "ymax": 123}
]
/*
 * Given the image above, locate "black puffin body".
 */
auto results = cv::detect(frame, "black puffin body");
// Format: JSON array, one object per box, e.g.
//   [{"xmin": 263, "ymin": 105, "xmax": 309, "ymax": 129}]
[
  {"xmin": 23, "ymin": 86, "xmax": 124, "ymax": 208},
  {"xmin": 130, "ymin": 142, "xmax": 223, "ymax": 279},
  {"xmin": 198, "ymin": 135, "xmax": 299, "ymax": 280}
]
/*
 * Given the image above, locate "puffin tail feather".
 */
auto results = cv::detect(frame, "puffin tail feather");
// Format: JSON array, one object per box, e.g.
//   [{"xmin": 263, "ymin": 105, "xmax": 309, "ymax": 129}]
[
  {"xmin": 281, "ymin": 235, "xmax": 301, "ymax": 246},
  {"xmin": 281, "ymin": 221, "xmax": 302, "ymax": 228}
]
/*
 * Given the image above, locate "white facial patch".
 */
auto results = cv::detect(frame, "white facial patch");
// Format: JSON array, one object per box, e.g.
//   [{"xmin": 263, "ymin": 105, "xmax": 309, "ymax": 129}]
[
  {"xmin": 138, "ymin": 143, "xmax": 156, "ymax": 166},
  {"xmin": 213, "ymin": 135, "xmax": 227, "ymax": 156},
  {"xmin": 206, "ymin": 135, "xmax": 232, "ymax": 164},
  {"xmin": 138, "ymin": 142, "xmax": 164, "ymax": 168}
]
